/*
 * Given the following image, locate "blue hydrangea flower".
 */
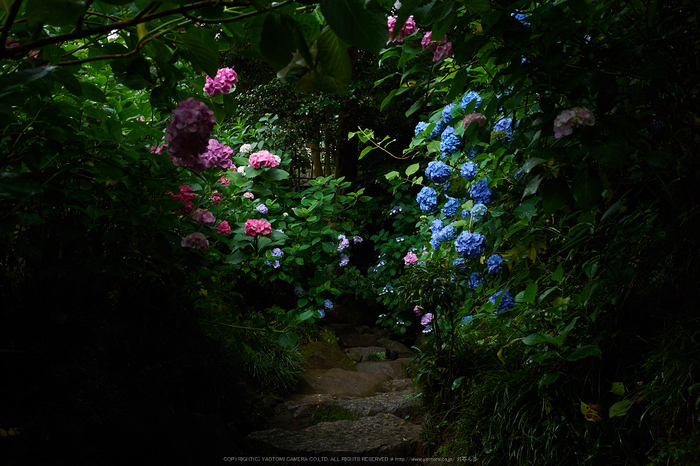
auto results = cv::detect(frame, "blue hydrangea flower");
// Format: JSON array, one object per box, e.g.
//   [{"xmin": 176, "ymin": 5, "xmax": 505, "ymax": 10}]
[
  {"xmin": 492, "ymin": 117, "xmax": 514, "ymax": 140},
  {"xmin": 430, "ymin": 233, "xmax": 441, "ymax": 250},
  {"xmin": 489, "ymin": 290, "xmax": 516, "ymax": 313},
  {"xmin": 374, "ymin": 260, "xmax": 386, "ymax": 271},
  {"xmin": 459, "ymin": 91, "xmax": 482, "ymax": 110},
  {"xmin": 462, "ymin": 209, "xmax": 470, "ymax": 220},
  {"xmin": 442, "ymin": 104, "xmax": 456, "ymax": 123},
  {"xmin": 437, "ymin": 224, "xmax": 457, "ymax": 242},
  {"xmin": 429, "ymin": 121, "xmax": 446, "ymax": 139},
  {"xmin": 440, "ymin": 126, "xmax": 464, "ymax": 154},
  {"xmin": 511, "ymin": 12, "xmax": 530, "ymax": 26},
  {"xmin": 466, "ymin": 146, "xmax": 481, "ymax": 159},
  {"xmin": 442, "ymin": 196, "xmax": 462, "ymax": 218},
  {"xmin": 487, "ymin": 254, "xmax": 503, "ymax": 274},
  {"xmin": 417, "ymin": 186, "xmax": 438, "ymax": 212},
  {"xmin": 425, "ymin": 161, "xmax": 452, "ymax": 184},
  {"xmin": 470, "ymin": 203, "xmax": 488, "ymax": 222},
  {"xmin": 460, "ymin": 315, "xmax": 474, "ymax": 326},
  {"xmin": 431, "ymin": 219, "xmax": 444, "ymax": 232},
  {"xmin": 455, "ymin": 231, "xmax": 487, "ymax": 258},
  {"xmin": 324, "ymin": 299, "xmax": 334, "ymax": 310},
  {"xmin": 469, "ymin": 178, "xmax": 494, "ymax": 205},
  {"xmin": 353, "ymin": 235, "xmax": 363, "ymax": 243},
  {"xmin": 453, "ymin": 258, "xmax": 467, "ymax": 273},
  {"xmin": 414, "ymin": 121, "xmax": 429, "ymax": 136},
  {"xmin": 256, "ymin": 204, "xmax": 268, "ymax": 215},
  {"xmin": 318, "ymin": 309, "xmax": 326, "ymax": 318},
  {"xmin": 271, "ymin": 247, "xmax": 284, "ymax": 258},
  {"xmin": 389, "ymin": 206, "xmax": 402, "ymax": 215},
  {"xmin": 512, "ymin": 169, "xmax": 525, "ymax": 184},
  {"xmin": 264, "ymin": 260, "xmax": 280, "ymax": 268},
  {"xmin": 461, "ymin": 161, "xmax": 478, "ymax": 181},
  {"xmin": 396, "ymin": 237, "xmax": 404, "ymax": 242},
  {"xmin": 468, "ymin": 272, "xmax": 485, "ymax": 290}
]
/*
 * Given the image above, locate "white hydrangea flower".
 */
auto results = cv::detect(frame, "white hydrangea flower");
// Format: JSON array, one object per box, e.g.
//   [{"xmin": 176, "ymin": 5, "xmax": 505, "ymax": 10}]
[{"xmin": 239, "ymin": 143, "xmax": 253, "ymax": 154}]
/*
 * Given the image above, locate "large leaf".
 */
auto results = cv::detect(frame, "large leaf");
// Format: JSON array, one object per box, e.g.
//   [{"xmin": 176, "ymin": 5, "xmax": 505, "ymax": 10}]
[
  {"xmin": 316, "ymin": 26, "xmax": 352, "ymax": 95},
  {"xmin": 259, "ymin": 13, "xmax": 298, "ymax": 71},
  {"xmin": 571, "ymin": 168, "xmax": 602, "ymax": 210},
  {"xmin": 26, "ymin": 0, "xmax": 86, "ymax": 27},
  {"xmin": 179, "ymin": 29, "xmax": 219, "ymax": 78},
  {"xmin": 320, "ymin": 0, "xmax": 388, "ymax": 54},
  {"xmin": 0, "ymin": 66, "xmax": 56, "ymax": 98}
]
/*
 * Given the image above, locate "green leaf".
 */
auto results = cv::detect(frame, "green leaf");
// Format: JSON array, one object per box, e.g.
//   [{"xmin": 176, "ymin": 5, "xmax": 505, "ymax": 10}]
[
  {"xmin": 259, "ymin": 13, "xmax": 298, "ymax": 71},
  {"xmin": 80, "ymin": 82, "xmax": 107, "ymax": 103},
  {"xmin": 52, "ymin": 67, "xmax": 82, "ymax": 96},
  {"xmin": 522, "ymin": 173, "xmax": 543, "ymax": 198},
  {"xmin": 262, "ymin": 168, "xmax": 290, "ymax": 181},
  {"xmin": 26, "ymin": 0, "xmax": 86, "ymax": 27},
  {"xmin": 405, "ymin": 96, "xmax": 425, "ymax": 117},
  {"xmin": 522, "ymin": 157, "xmax": 547, "ymax": 173},
  {"xmin": 385, "ymin": 171, "xmax": 400, "ymax": 180},
  {"xmin": 405, "ymin": 163, "xmax": 420, "ymax": 176},
  {"xmin": 523, "ymin": 283, "xmax": 538, "ymax": 303},
  {"xmin": 465, "ymin": 0, "xmax": 490, "ymax": 15},
  {"xmin": 227, "ymin": 250, "xmax": 251, "ymax": 264},
  {"xmin": 566, "ymin": 345, "xmax": 602, "ymax": 361},
  {"xmin": 609, "ymin": 399, "xmax": 633, "ymax": 418},
  {"xmin": 320, "ymin": 0, "xmax": 388, "ymax": 54},
  {"xmin": 601, "ymin": 197, "xmax": 625, "ymax": 222},
  {"xmin": 279, "ymin": 332, "xmax": 299, "ymax": 347},
  {"xmin": 551, "ymin": 264, "xmax": 564, "ymax": 282},
  {"xmin": 522, "ymin": 333, "xmax": 559, "ymax": 346},
  {"xmin": 316, "ymin": 26, "xmax": 352, "ymax": 95},
  {"xmin": 180, "ymin": 30, "xmax": 219, "ymax": 78},
  {"xmin": 0, "ymin": 66, "xmax": 56, "ymax": 98},
  {"xmin": 610, "ymin": 382, "xmax": 626, "ymax": 396},
  {"xmin": 539, "ymin": 371, "xmax": 561, "ymax": 388}
]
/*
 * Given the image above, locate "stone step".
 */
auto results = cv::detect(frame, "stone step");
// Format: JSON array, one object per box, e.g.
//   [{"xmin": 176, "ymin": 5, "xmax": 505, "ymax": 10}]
[
  {"xmin": 356, "ymin": 358, "xmax": 412, "ymax": 379},
  {"xmin": 299, "ymin": 368, "xmax": 391, "ymax": 397},
  {"xmin": 247, "ymin": 413, "xmax": 422, "ymax": 460},
  {"xmin": 345, "ymin": 346, "xmax": 387, "ymax": 362}
]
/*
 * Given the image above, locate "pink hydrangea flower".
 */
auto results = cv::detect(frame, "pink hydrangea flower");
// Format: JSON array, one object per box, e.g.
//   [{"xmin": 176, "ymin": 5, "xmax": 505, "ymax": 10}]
[
  {"xmin": 414, "ymin": 305, "xmax": 422, "ymax": 315},
  {"xmin": 244, "ymin": 219, "xmax": 272, "ymax": 237},
  {"xmin": 218, "ymin": 176, "xmax": 231, "ymax": 186},
  {"xmin": 192, "ymin": 208, "xmax": 215, "ymax": 225},
  {"xmin": 200, "ymin": 139, "xmax": 234, "ymax": 170},
  {"xmin": 203, "ymin": 67, "xmax": 238, "ymax": 96},
  {"xmin": 181, "ymin": 232, "xmax": 209, "ymax": 251},
  {"xmin": 404, "ymin": 252, "xmax": 419, "ymax": 265},
  {"xmin": 388, "ymin": 16, "xmax": 417, "ymax": 42},
  {"xmin": 164, "ymin": 98, "xmax": 216, "ymax": 172},
  {"xmin": 421, "ymin": 31, "xmax": 447, "ymax": 50},
  {"xmin": 168, "ymin": 185, "xmax": 196, "ymax": 213},
  {"xmin": 150, "ymin": 144, "xmax": 167, "ymax": 154},
  {"xmin": 553, "ymin": 106, "xmax": 595, "ymax": 139},
  {"xmin": 216, "ymin": 220, "xmax": 232, "ymax": 235},
  {"xmin": 249, "ymin": 150, "xmax": 280, "ymax": 169},
  {"xmin": 421, "ymin": 313, "xmax": 434, "ymax": 326},
  {"xmin": 463, "ymin": 113, "xmax": 487, "ymax": 129},
  {"xmin": 243, "ymin": 192, "xmax": 254, "ymax": 200},
  {"xmin": 433, "ymin": 42, "xmax": 453, "ymax": 61}
]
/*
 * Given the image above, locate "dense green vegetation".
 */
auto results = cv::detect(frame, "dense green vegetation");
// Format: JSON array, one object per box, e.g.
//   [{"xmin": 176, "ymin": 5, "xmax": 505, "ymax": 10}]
[{"xmin": 1, "ymin": 0, "xmax": 699, "ymax": 464}]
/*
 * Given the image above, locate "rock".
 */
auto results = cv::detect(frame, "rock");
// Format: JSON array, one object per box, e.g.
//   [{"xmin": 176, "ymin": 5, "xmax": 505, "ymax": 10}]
[
  {"xmin": 377, "ymin": 338, "xmax": 414, "ymax": 359},
  {"xmin": 247, "ymin": 413, "xmax": 422, "ymax": 459},
  {"xmin": 356, "ymin": 358, "xmax": 412, "ymax": 379},
  {"xmin": 345, "ymin": 346, "xmax": 387, "ymax": 361},
  {"xmin": 339, "ymin": 334, "xmax": 380, "ymax": 348},
  {"xmin": 302, "ymin": 341, "xmax": 357, "ymax": 371},
  {"xmin": 381, "ymin": 379, "xmax": 414, "ymax": 392},
  {"xmin": 324, "ymin": 390, "xmax": 419, "ymax": 418},
  {"xmin": 299, "ymin": 368, "xmax": 391, "ymax": 397}
]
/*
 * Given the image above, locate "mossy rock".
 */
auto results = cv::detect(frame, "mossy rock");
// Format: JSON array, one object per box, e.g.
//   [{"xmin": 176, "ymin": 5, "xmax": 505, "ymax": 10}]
[
  {"xmin": 301, "ymin": 341, "xmax": 356, "ymax": 371},
  {"xmin": 308, "ymin": 405, "xmax": 361, "ymax": 426}
]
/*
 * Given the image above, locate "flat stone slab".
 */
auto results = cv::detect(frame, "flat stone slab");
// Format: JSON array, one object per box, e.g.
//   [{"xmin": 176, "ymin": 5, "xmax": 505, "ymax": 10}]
[
  {"xmin": 356, "ymin": 358, "xmax": 411, "ymax": 379},
  {"xmin": 325, "ymin": 390, "xmax": 419, "ymax": 418},
  {"xmin": 381, "ymin": 378, "xmax": 414, "ymax": 392},
  {"xmin": 247, "ymin": 413, "xmax": 422, "ymax": 458},
  {"xmin": 345, "ymin": 346, "xmax": 387, "ymax": 362},
  {"xmin": 377, "ymin": 338, "xmax": 414, "ymax": 359},
  {"xmin": 302, "ymin": 341, "xmax": 357, "ymax": 371},
  {"xmin": 300, "ymin": 368, "xmax": 391, "ymax": 397}
]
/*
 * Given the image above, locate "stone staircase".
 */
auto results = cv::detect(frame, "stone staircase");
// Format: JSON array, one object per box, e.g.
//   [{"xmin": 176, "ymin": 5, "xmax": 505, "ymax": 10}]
[{"xmin": 245, "ymin": 326, "xmax": 424, "ymax": 464}]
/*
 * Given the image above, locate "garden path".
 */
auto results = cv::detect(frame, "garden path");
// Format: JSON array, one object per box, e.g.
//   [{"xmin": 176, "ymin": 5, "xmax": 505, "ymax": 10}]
[{"xmin": 245, "ymin": 324, "xmax": 426, "ymax": 465}]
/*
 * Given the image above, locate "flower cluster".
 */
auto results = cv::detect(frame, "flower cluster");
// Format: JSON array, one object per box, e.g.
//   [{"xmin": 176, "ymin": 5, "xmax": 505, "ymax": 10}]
[
  {"xmin": 192, "ymin": 208, "xmax": 215, "ymax": 225},
  {"xmin": 216, "ymin": 220, "xmax": 231, "ymax": 235},
  {"xmin": 388, "ymin": 16, "xmax": 417, "ymax": 42},
  {"xmin": 460, "ymin": 91, "xmax": 482, "ymax": 110},
  {"xmin": 168, "ymin": 185, "xmax": 197, "ymax": 214},
  {"xmin": 441, "ymin": 196, "xmax": 462, "ymax": 218},
  {"xmin": 181, "ymin": 232, "xmax": 209, "ymax": 251},
  {"xmin": 469, "ymin": 178, "xmax": 494, "ymax": 205},
  {"xmin": 199, "ymin": 139, "xmax": 235, "ymax": 171},
  {"xmin": 463, "ymin": 113, "xmax": 487, "ymax": 130},
  {"xmin": 468, "ymin": 272, "xmax": 485, "ymax": 290},
  {"xmin": 249, "ymin": 150, "xmax": 280, "ymax": 169},
  {"xmin": 414, "ymin": 121, "xmax": 429, "ymax": 136},
  {"xmin": 244, "ymin": 219, "xmax": 272, "ymax": 237},
  {"xmin": 455, "ymin": 231, "xmax": 487, "ymax": 258},
  {"xmin": 442, "ymin": 104, "xmax": 456, "ymax": 124},
  {"xmin": 164, "ymin": 98, "xmax": 216, "ymax": 172},
  {"xmin": 487, "ymin": 254, "xmax": 503, "ymax": 274},
  {"xmin": 425, "ymin": 161, "xmax": 452, "ymax": 184},
  {"xmin": 339, "ymin": 254, "xmax": 349, "ymax": 267},
  {"xmin": 404, "ymin": 252, "xmax": 418, "ymax": 266},
  {"xmin": 203, "ymin": 67, "xmax": 238, "ymax": 96},
  {"xmin": 461, "ymin": 161, "xmax": 477, "ymax": 181},
  {"xmin": 337, "ymin": 234, "xmax": 350, "ymax": 252},
  {"xmin": 256, "ymin": 204, "xmax": 268, "ymax": 215},
  {"xmin": 429, "ymin": 121, "xmax": 447, "ymax": 139},
  {"xmin": 417, "ymin": 186, "xmax": 438, "ymax": 213},
  {"xmin": 490, "ymin": 290, "xmax": 515, "ymax": 313},
  {"xmin": 553, "ymin": 107, "xmax": 595, "ymax": 138},
  {"xmin": 239, "ymin": 143, "xmax": 253, "ymax": 154},
  {"xmin": 440, "ymin": 126, "xmax": 464, "ymax": 154},
  {"xmin": 492, "ymin": 117, "xmax": 514, "ymax": 140},
  {"xmin": 470, "ymin": 203, "xmax": 488, "ymax": 222}
]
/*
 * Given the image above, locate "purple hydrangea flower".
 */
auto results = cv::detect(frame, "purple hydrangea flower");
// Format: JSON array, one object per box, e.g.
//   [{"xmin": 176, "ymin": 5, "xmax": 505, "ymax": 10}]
[
  {"xmin": 264, "ymin": 260, "xmax": 280, "ymax": 268},
  {"xmin": 455, "ymin": 231, "xmax": 487, "ymax": 258},
  {"xmin": 199, "ymin": 139, "xmax": 234, "ymax": 170},
  {"xmin": 417, "ymin": 186, "xmax": 438, "ymax": 212},
  {"xmin": 338, "ymin": 234, "xmax": 350, "ymax": 251},
  {"xmin": 490, "ymin": 290, "xmax": 515, "ymax": 313},
  {"xmin": 271, "ymin": 247, "xmax": 284, "ymax": 258},
  {"xmin": 203, "ymin": 67, "xmax": 238, "ymax": 96},
  {"xmin": 339, "ymin": 254, "xmax": 349, "ymax": 267},
  {"xmin": 318, "ymin": 309, "xmax": 326, "ymax": 318},
  {"xmin": 165, "ymin": 98, "xmax": 216, "ymax": 172},
  {"xmin": 421, "ymin": 313, "xmax": 434, "ymax": 326},
  {"xmin": 440, "ymin": 126, "xmax": 464, "ymax": 154},
  {"xmin": 461, "ymin": 161, "xmax": 478, "ymax": 181},
  {"xmin": 353, "ymin": 235, "xmax": 363, "ymax": 243},
  {"xmin": 256, "ymin": 204, "xmax": 268, "ymax": 215},
  {"xmin": 469, "ymin": 178, "xmax": 494, "ymax": 205},
  {"xmin": 425, "ymin": 161, "xmax": 452, "ymax": 184}
]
